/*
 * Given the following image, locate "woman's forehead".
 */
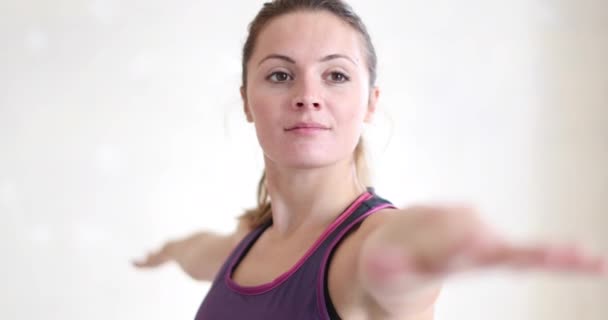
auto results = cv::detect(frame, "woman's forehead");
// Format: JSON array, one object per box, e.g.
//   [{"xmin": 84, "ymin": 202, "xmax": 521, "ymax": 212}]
[{"xmin": 252, "ymin": 11, "xmax": 365, "ymax": 64}]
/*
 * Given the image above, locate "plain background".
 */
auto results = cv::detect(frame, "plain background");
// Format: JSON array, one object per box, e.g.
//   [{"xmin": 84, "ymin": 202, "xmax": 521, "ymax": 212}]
[{"xmin": 1, "ymin": 0, "xmax": 607, "ymax": 319}]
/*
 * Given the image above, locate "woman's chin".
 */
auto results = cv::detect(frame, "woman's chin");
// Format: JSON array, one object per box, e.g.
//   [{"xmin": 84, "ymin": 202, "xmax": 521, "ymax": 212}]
[{"xmin": 272, "ymin": 155, "xmax": 339, "ymax": 170}]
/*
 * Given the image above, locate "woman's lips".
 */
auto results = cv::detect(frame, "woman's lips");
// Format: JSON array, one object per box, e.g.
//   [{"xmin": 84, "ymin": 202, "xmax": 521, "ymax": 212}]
[
  {"xmin": 286, "ymin": 127, "xmax": 329, "ymax": 134},
  {"xmin": 284, "ymin": 122, "xmax": 330, "ymax": 135},
  {"xmin": 285, "ymin": 122, "xmax": 329, "ymax": 130}
]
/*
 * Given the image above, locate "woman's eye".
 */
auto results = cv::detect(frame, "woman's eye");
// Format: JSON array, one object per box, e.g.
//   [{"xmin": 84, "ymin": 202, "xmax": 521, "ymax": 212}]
[
  {"xmin": 268, "ymin": 71, "xmax": 292, "ymax": 82},
  {"xmin": 328, "ymin": 72, "xmax": 350, "ymax": 83}
]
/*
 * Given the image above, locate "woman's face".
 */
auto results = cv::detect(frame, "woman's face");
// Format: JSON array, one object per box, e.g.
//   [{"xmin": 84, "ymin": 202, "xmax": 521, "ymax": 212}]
[{"xmin": 242, "ymin": 11, "xmax": 378, "ymax": 169}]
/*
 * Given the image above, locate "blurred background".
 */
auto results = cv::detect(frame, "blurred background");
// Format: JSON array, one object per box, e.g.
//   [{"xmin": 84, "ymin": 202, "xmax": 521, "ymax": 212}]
[{"xmin": 1, "ymin": 0, "xmax": 606, "ymax": 319}]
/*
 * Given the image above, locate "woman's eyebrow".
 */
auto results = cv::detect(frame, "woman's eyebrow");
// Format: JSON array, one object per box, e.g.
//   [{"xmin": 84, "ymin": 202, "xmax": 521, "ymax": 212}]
[
  {"xmin": 258, "ymin": 54, "xmax": 296, "ymax": 66},
  {"xmin": 320, "ymin": 54, "xmax": 358, "ymax": 66},
  {"xmin": 257, "ymin": 53, "xmax": 358, "ymax": 66}
]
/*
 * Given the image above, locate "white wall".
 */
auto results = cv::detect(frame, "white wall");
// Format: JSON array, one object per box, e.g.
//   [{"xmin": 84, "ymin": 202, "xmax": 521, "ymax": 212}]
[{"xmin": 1, "ymin": 0, "xmax": 606, "ymax": 319}]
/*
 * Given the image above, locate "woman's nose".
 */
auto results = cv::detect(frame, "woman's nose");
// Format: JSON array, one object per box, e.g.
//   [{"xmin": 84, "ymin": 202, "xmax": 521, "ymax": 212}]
[
  {"xmin": 292, "ymin": 96, "xmax": 321, "ymax": 109},
  {"xmin": 291, "ymin": 78, "xmax": 322, "ymax": 110}
]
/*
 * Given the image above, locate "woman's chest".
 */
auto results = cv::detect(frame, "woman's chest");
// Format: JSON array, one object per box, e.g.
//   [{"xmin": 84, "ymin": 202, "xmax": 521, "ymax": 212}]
[
  {"xmin": 229, "ymin": 216, "xmax": 390, "ymax": 319},
  {"xmin": 231, "ymin": 231, "xmax": 322, "ymax": 286}
]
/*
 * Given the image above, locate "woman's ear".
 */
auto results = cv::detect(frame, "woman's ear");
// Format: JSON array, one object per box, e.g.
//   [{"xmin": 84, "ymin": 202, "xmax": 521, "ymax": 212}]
[
  {"xmin": 241, "ymin": 86, "xmax": 253, "ymax": 123},
  {"xmin": 364, "ymin": 86, "xmax": 380, "ymax": 123}
]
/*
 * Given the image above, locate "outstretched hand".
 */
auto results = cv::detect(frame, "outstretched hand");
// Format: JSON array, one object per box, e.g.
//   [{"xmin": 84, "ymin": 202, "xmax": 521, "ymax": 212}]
[
  {"xmin": 360, "ymin": 205, "xmax": 607, "ymax": 293},
  {"xmin": 132, "ymin": 231, "xmax": 238, "ymax": 281},
  {"xmin": 132, "ymin": 233, "xmax": 202, "ymax": 277},
  {"xmin": 133, "ymin": 241, "xmax": 174, "ymax": 268}
]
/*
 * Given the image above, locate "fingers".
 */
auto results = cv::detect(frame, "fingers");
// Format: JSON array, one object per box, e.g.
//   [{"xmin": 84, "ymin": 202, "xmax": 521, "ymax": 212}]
[
  {"xmin": 477, "ymin": 242, "xmax": 608, "ymax": 275},
  {"xmin": 436, "ymin": 230, "xmax": 608, "ymax": 277},
  {"xmin": 132, "ymin": 247, "xmax": 171, "ymax": 268},
  {"xmin": 536, "ymin": 244, "xmax": 606, "ymax": 274}
]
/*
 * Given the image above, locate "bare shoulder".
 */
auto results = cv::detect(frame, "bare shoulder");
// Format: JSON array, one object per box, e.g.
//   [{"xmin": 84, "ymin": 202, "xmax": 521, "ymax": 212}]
[
  {"xmin": 330, "ymin": 207, "xmax": 402, "ymax": 263},
  {"xmin": 336, "ymin": 205, "xmax": 401, "ymax": 246},
  {"xmin": 326, "ymin": 208, "xmax": 402, "ymax": 318},
  {"xmin": 359, "ymin": 207, "xmax": 402, "ymax": 231},
  {"xmin": 327, "ymin": 207, "xmax": 438, "ymax": 319}
]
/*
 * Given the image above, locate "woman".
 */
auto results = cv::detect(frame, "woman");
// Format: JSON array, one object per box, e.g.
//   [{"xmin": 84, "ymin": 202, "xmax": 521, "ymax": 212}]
[{"xmin": 134, "ymin": 1, "xmax": 607, "ymax": 319}]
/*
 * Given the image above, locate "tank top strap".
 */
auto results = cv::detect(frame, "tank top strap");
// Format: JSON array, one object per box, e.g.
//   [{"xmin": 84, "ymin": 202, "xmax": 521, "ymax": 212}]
[
  {"xmin": 315, "ymin": 188, "xmax": 395, "ymax": 255},
  {"xmin": 215, "ymin": 218, "xmax": 272, "ymax": 289},
  {"xmin": 314, "ymin": 189, "xmax": 396, "ymax": 320}
]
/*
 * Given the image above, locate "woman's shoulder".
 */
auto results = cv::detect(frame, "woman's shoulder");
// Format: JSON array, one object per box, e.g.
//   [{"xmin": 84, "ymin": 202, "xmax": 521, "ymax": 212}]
[
  {"xmin": 326, "ymin": 207, "xmax": 402, "ymax": 318},
  {"xmin": 359, "ymin": 206, "xmax": 401, "ymax": 233},
  {"xmin": 231, "ymin": 216, "xmax": 256, "ymax": 246}
]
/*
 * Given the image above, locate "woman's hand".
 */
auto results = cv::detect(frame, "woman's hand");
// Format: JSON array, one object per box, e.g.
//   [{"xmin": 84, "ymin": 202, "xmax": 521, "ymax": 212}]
[
  {"xmin": 133, "ymin": 231, "xmax": 239, "ymax": 282},
  {"xmin": 358, "ymin": 205, "xmax": 607, "ymax": 317},
  {"xmin": 133, "ymin": 240, "xmax": 176, "ymax": 269},
  {"xmin": 133, "ymin": 218, "xmax": 252, "ymax": 281}
]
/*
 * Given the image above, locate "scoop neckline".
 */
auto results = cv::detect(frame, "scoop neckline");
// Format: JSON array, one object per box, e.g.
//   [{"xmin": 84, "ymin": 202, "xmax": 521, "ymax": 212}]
[{"xmin": 224, "ymin": 190, "xmax": 374, "ymax": 295}]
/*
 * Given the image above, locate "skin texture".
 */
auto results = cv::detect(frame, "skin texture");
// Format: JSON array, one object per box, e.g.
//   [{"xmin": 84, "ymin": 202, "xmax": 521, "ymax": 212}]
[
  {"xmin": 135, "ymin": 10, "xmax": 608, "ymax": 320},
  {"xmin": 242, "ymin": 11, "xmax": 376, "ymax": 171}
]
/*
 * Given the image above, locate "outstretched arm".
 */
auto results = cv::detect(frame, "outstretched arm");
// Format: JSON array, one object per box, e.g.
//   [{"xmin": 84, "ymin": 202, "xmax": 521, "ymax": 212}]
[
  {"xmin": 133, "ymin": 218, "xmax": 252, "ymax": 282},
  {"xmin": 357, "ymin": 205, "xmax": 607, "ymax": 318}
]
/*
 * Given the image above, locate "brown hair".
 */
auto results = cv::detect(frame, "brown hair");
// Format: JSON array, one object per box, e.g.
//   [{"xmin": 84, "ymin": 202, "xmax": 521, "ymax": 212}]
[{"xmin": 239, "ymin": 0, "xmax": 377, "ymax": 229}]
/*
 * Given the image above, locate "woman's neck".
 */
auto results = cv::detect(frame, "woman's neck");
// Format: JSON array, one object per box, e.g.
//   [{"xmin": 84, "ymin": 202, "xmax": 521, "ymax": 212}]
[{"xmin": 263, "ymin": 157, "xmax": 368, "ymax": 238}]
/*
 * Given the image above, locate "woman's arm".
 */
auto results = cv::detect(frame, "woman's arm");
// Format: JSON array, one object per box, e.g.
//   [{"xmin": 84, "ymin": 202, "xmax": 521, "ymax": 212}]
[
  {"xmin": 357, "ymin": 205, "xmax": 607, "ymax": 318},
  {"xmin": 133, "ymin": 217, "xmax": 252, "ymax": 282}
]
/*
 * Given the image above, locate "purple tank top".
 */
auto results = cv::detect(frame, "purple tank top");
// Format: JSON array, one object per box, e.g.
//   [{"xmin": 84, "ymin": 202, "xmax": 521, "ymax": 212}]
[{"xmin": 194, "ymin": 189, "xmax": 395, "ymax": 320}]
